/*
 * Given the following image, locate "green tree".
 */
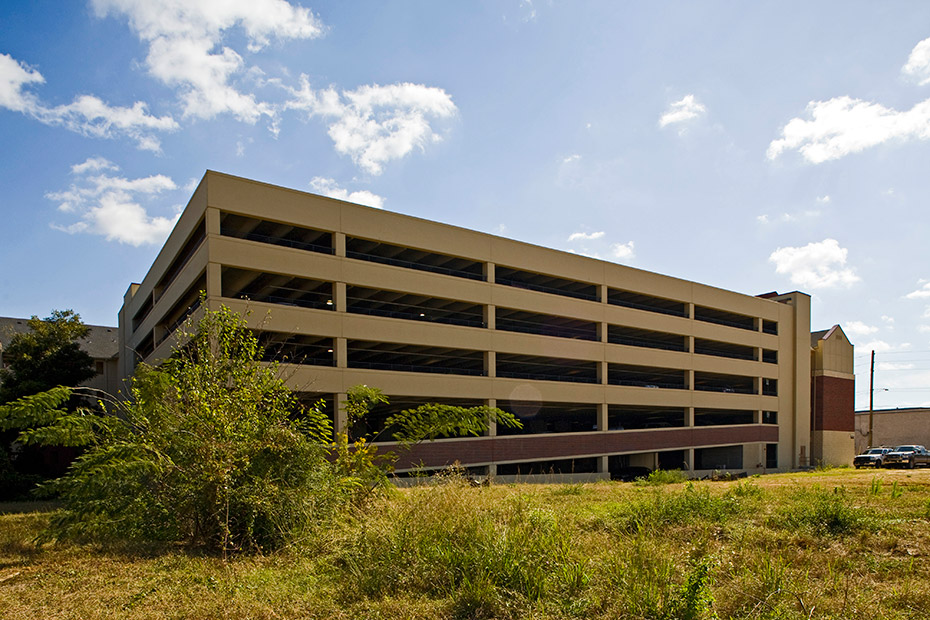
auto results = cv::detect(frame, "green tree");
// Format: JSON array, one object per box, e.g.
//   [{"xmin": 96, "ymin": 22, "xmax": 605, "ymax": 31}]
[
  {"xmin": 0, "ymin": 310, "xmax": 96, "ymax": 498},
  {"xmin": 0, "ymin": 310, "xmax": 95, "ymax": 403},
  {"xmin": 3, "ymin": 307, "xmax": 339, "ymax": 550}
]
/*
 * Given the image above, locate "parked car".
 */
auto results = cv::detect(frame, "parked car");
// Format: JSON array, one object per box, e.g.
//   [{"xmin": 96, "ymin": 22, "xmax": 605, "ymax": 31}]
[
  {"xmin": 883, "ymin": 445, "xmax": 930, "ymax": 469},
  {"xmin": 853, "ymin": 447, "xmax": 892, "ymax": 469}
]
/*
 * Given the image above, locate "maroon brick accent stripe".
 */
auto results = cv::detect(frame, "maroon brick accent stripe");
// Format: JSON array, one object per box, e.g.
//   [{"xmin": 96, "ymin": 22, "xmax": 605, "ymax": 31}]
[{"xmin": 393, "ymin": 425, "xmax": 779, "ymax": 469}]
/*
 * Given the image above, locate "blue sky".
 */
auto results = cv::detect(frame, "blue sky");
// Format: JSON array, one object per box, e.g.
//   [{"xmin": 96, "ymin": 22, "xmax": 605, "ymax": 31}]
[{"xmin": 3, "ymin": 1, "xmax": 930, "ymax": 409}]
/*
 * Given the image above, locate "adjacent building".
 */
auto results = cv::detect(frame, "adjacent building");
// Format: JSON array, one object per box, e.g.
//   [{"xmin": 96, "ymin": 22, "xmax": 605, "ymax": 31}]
[
  {"xmin": 117, "ymin": 171, "xmax": 854, "ymax": 480},
  {"xmin": 855, "ymin": 408, "xmax": 930, "ymax": 454}
]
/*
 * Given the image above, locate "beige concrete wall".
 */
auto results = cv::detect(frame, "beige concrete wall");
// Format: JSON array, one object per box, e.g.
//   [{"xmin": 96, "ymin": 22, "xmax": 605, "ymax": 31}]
[
  {"xmin": 812, "ymin": 430, "xmax": 857, "ymax": 466},
  {"xmin": 855, "ymin": 409, "xmax": 930, "ymax": 452}
]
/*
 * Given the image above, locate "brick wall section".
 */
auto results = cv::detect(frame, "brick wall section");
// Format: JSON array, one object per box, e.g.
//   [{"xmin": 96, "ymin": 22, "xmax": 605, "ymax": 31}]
[
  {"xmin": 393, "ymin": 425, "xmax": 779, "ymax": 469},
  {"xmin": 812, "ymin": 375, "xmax": 855, "ymax": 432}
]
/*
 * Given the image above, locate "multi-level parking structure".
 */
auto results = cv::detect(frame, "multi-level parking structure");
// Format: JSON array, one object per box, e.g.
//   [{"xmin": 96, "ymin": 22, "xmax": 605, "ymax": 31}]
[{"xmin": 119, "ymin": 171, "xmax": 815, "ymax": 480}]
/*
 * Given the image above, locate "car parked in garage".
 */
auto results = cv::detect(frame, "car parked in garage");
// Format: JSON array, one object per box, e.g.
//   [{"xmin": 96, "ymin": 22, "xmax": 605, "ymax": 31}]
[
  {"xmin": 853, "ymin": 447, "xmax": 893, "ymax": 469},
  {"xmin": 883, "ymin": 445, "xmax": 930, "ymax": 469}
]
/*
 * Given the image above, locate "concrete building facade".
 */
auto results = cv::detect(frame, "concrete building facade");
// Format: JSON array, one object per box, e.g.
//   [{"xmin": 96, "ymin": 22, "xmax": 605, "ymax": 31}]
[{"xmin": 118, "ymin": 171, "xmax": 843, "ymax": 479}]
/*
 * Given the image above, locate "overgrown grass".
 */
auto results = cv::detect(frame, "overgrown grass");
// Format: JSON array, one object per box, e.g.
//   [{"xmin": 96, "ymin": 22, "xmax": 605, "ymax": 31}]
[{"xmin": 3, "ymin": 469, "xmax": 930, "ymax": 619}]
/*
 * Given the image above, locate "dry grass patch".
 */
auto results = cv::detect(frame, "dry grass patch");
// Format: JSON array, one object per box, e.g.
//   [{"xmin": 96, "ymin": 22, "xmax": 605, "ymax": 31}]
[{"xmin": 3, "ymin": 470, "xmax": 930, "ymax": 619}]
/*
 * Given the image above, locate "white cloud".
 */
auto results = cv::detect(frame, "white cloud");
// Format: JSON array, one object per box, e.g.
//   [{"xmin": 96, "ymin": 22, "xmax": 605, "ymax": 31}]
[
  {"xmin": 903, "ymin": 37, "xmax": 930, "ymax": 85},
  {"xmin": 0, "ymin": 52, "xmax": 43, "ymax": 112},
  {"xmin": 817, "ymin": 195, "xmax": 831, "ymax": 203},
  {"xmin": 309, "ymin": 177, "xmax": 385, "ymax": 209},
  {"xmin": 844, "ymin": 321, "xmax": 879, "ymax": 337},
  {"xmin": 91, "ymin": 0, "xmax": 324, "ymax": 122},
  {"xmin": 71, "ymin": 157, "xmax": 118, "ymax": 175},
  {"xmin": 882, "ymin": 315, "xmax": 895, "ymax": 327},
  {"xmin": 757, "ymin": 214, "xmax": 770, "ymax": 224},
  {"xmin": 612, "ymin": 241, "xmax": 635, "ymax": 261},
  {"xmin": 0, "ymin": 53, "xmax": 177, "ymax": 151},
  {"xmin": 858, "ymin": 339, "xmax": 909, "ymax": 354},
  {"xmin": 288, "ymin": 78, "xmax": 457, "ymax": 175},
  {"xmin": 906, "ymin": 281, "xmax": 930, "ymax": 299},
  {"xmin": 879, "ymin": 361, "xmax": 916, "ymax": 370},
  {"xmin": 768, "ymin": 238, "xmax": 860, "ymax": 289},
  {"xmin": 47, "ymin": 158, "xmax": 179, "ymax": 246},
  {"xmin": 659, "ymin": 94, "xmax": 706, "ymax": 128},
  {"xmin": 767, "ymin": 95, "xmax": 930, "ymax": 163},
  {"xmin": 567, "ymin": 231, "xmax": 604, "ymax": 242},
  {"xmin": 562, "ymin": 154, "xmax": 581, "ymax": 164}
]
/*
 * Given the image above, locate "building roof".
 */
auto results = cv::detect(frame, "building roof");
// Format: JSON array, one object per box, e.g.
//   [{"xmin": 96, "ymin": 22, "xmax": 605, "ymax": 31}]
[
  {"xmin": 0, "ymin": 316, "xmax": 119, "ymax": 360},
  {"xmin": 811, "ymin": 324, "xmax": 848, "ymax": 348}
]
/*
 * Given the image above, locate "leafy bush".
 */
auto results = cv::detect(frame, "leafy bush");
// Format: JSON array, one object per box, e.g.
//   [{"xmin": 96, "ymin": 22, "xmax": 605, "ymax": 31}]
[{"xmin": 7, "ymin": 307, "xmax": 343, "ymax": 551}]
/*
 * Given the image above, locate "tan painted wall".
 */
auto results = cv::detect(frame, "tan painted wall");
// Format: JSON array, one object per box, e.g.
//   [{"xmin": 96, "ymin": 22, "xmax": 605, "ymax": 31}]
[
  {"xmin": 812, "ymin": 430, "xmax": 857, "ymax": 466},
  {"xmin": 855, "ymin": 409, "xmax": 930, "ymax": 452}
]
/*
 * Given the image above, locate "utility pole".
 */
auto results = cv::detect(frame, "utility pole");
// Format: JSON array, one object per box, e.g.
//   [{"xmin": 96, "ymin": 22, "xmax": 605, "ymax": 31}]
[{"xmin": 868, "ymin": 350, "xmax": 875, "ymax": 448}]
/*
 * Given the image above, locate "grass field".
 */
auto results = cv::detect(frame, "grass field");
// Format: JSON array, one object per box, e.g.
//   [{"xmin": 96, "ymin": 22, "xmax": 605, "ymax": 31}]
[{"xmin": 3, "ymin": 468, "xmax": 930, "ymax": 619}]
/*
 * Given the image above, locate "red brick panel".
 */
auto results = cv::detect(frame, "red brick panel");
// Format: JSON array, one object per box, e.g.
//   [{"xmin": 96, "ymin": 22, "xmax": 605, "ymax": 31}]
[
  {"xmin": 394, "ymin": 426, "xmax": 779, "ymax": 469},
  {"xmin": 812, "ymin": 375, "xmax": 855, "ymax": 432}
]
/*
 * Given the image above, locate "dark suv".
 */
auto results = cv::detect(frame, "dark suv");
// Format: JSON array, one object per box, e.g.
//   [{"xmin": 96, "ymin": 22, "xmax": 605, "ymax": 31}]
[
  {"xmin": 853, "ymin": 447, "xmax": 892, "ymax": 469},
  {"xmin": 883, "ymin": 445, "xmax": 930, "ymax": 469}
]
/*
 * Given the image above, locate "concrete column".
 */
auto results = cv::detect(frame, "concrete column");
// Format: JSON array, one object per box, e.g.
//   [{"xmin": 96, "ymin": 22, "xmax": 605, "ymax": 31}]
[
  {"xmin": 334, "ymin": 392, "xmax": 348, "ymax": 435},
  {"xmin": 334, "ymin": 281, "xmax": 346, "ymax": 312},
  {"xmin": 334, "ymin": 232, "xmax": 346, "ymax": 257},
  {"xmin": 754, "ymin": 410, "xmax": 763, "ymax": 424},
  {"xmin": 756, "ymin": 346, "xmax": 762, "ymax": 362},
  {"xmin": 598, "ymin": 361, "xmax": 608, "ymax": 385},
  {"xmin": 599, "ymin": 322, "xmax": 608, "ymax": 343},
  {"xmin": 486, "ymin": 398, "xmax": 497, "ymax": 436},
  {"xmin": 685, "ymin": 448, "xmax": 694, "ymax": 471},
  {"xmin": 687, "ymin": 303, "xmax": 694, "ymax": 319},
  {"xmin": 687, "ymin": 335, "xmax": 694, "ymax": 353},
  {"xmin": 205, "ymin": 207, "xmax": 221, "ymax": 236},
  {"xmin": 485, "ymin": 304, "xmax": 496, "ymax": 329},
  {"xmin": 686, "ymin": 369, "xmax": 694, "ymax": 390},
  {"xmin": 485, "ymin": 262, "xmax": 495, "ymax": 283},
  {"xmin": 598, "ymin": 455, "xmax": 609, "ymax": 474},
  {"xmin": 597, "ymin": 403, "xmax": 609, "ymax": 431},
  {"xmin": 336, "ymin": 337, "xmax": 347, "ymax": 369},
  {"xmin": 206, "ymin": 262, "xmax": 222, "ymax": 300},
  {"xmin": 685, "ymin": 407, "xmax": 694, "ymax": 427},
  {"xmin": 599, "ymin": 284, "xmax": 608, "ymax": 303},
  {"xmin": 485, "ymin": 351, "xmax": 496, "ymax": 377}
]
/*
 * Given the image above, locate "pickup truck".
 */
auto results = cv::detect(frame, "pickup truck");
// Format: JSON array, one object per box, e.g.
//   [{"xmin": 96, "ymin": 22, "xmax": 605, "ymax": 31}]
[
  {"xmin": 853, "ymin": 447, "xmax": 892, "ymax": 469},
  {"xmin": 883, "ymin": 445, "xmax": 930, "ymax": 469}
]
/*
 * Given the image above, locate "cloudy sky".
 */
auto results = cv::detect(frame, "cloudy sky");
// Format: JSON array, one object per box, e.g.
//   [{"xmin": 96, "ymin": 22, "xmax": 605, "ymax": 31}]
[{"xmin": 3, "ymin": 1, "xmax": 930, "ymax": 409}]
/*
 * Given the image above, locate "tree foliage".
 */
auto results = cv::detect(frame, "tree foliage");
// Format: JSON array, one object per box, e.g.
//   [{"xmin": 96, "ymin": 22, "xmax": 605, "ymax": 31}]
[
  {"xmin": 0, "ymin": 310, "xmax": 95, "ymax": 404},
  {"xmin": 0, "ymin": 305, "xmax": 523, "ymax": 550},
  {"xmin": 3, "ymin": 307, "xmax": 340, "ymax": 550},
  {"xmin": 0, "ymin": 310, "xmax": 97, "ymax": 498}
]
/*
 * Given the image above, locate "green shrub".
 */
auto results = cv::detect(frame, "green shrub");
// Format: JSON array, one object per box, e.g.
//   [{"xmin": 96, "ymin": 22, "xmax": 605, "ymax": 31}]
[
  {"xmin": 635, "ymin": 469, "xmax": 689, "ymax": 486},
  {"xmin": 32, "ymin": 307, "xmax": 343, "ymax": 551}
]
